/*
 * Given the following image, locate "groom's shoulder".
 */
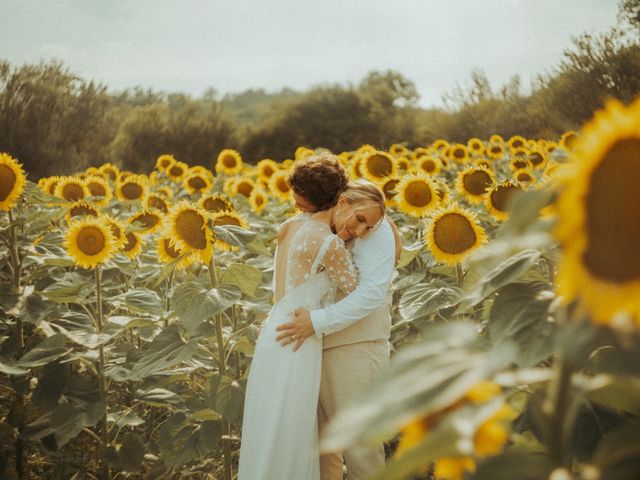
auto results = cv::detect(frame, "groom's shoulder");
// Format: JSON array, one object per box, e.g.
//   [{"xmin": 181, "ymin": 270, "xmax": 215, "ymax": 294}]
[{"xmin": 357, "ymin": 217, "xmax": 394, "ymax": 247}]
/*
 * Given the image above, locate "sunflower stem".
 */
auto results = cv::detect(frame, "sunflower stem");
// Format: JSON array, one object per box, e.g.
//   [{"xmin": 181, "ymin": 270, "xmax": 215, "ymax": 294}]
[
  {"xmin": 208, "ymin": 256, "xmax": 232, "ymax": 480},
  {"xmin": 95, "ymin": 267, "xmax": 111, "ymax": 480},
  {"xmin": 546, "ymin": 354, "xmax": 575, "ymax": 470},
  {"xmin": 455, "ymin": 263, "xmax": 464, "ymax": 286}
]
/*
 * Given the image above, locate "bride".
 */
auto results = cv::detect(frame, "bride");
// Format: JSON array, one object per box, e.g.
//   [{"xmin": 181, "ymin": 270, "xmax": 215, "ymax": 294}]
[{"xmin": 238, "ymin": 153, "xmax": 386, "ymax": 480}]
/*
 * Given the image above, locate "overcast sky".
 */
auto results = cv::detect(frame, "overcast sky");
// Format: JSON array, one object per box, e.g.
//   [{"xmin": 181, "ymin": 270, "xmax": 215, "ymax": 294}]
[{"xmin": 1, "ymin": 0, "xmax": 621, "ymax": 108}]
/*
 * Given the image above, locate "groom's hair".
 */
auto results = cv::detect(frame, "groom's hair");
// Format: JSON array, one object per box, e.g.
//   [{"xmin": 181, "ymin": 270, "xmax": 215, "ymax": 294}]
[{"xmin": 288, "ymin": 151, "xmax": 349, "ymax": 211}]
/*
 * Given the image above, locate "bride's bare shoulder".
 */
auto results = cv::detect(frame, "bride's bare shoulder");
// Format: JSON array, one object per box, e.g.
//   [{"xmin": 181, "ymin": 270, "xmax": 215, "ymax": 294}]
[{"xmin": 276, "ymin": 213, "xmax": 308, "ymax": 243}]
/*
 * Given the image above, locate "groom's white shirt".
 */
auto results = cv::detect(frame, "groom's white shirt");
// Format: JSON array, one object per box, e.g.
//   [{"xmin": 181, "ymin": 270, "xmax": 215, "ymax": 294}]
[{"xmin": 310, "ymin": 217, "xmax": 396, "ymax": 339}]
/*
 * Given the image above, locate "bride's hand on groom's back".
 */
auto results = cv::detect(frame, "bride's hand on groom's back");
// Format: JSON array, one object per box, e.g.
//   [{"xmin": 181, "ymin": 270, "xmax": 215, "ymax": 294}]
[{"xmin": 275, "ymin": 309, "xmax": 315, "ymax": 352}]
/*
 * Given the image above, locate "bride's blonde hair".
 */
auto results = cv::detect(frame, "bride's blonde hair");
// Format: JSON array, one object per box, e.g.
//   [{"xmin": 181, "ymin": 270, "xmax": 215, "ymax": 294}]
[{"xmin": 341, "ymin": 179, "xmax": 386, "ymax": 216}]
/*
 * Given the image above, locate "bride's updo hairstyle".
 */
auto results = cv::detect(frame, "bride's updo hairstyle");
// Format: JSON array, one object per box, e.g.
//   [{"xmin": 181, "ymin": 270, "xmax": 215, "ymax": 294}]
[
  {"xmin": 288, "ymin": 151, "xmax": 350, "ymax": 211},
  {"xmin": 341, "ymin": 179, "xmax": 386, "ymax": 218}
]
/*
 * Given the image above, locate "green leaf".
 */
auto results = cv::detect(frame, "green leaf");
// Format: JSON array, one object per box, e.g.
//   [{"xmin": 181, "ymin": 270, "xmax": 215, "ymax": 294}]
[
  {"xmin": 220, "ymin": 263, "xmax": 263, "ymax": 297},
  {"xmin": 105, "ymin": 432, "xmax": 146, "ymax": 473},
  {"xmin": 0, "ymin": 359, "xmax": 28, "ymax": 376},
  {"xmin": 459, "ymin": 249, "xmax": 542, "ymax": 312},
  {"xmin": 172, "ymin": 282, "xmax": 231, "ymax": 335},
  {"xmin": 586, "ymin": 375, "xmax": 640, "ymax": 416},
  {"xmin": 472, "ymin": 449, "xmax": 553, "ymax": 480},
  {"xmin": 213, "ymin": 224, "xmax": 256, "ymax": 248},
  {"xmin": 487, "ymin": 282, "xmax": 555, "ymax": 367},
  {"xmin": 398, "ymin": 279, "xmax": 462, "ymax": 321},
  {"xmin": 112, "ymin": 288, "xmax": 162, "ymax": 315},
  {"xmin": 397, "ymin": 243, "xmax": 424, "ymax": 269},
  {"xmin": 15, "ymin": 334, "xmax": 72, "ymax": 369},
  {"xmin": 593, "ymin": 418, "xmax": 640, "ymax": 480},
  {"xmin": 158, "ymin": 413, "xmax": 222, "ymax": 467},
  {"xmin": 214, "ymin": 375, "xmax": 245, "ymax": 425},
  {"xmin": 137, "ymin": 388, "xmax": 184, "ymax": 408},
  {"xmin": 246, "ymin": 237, "xmax": 272, "ymax": 256},
  {"xmin": 321, "ymin": 322, "xmax": 517, "ymax": 451},
  {"xmin": 39, "ymin": 276, "xmax": 93, "ymax": 304}
]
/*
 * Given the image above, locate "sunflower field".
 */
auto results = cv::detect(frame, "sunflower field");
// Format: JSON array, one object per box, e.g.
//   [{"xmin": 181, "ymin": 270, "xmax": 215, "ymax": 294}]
[{"xmin": 1, "ymin": 96, "xmax": 639, "ymax": 480}]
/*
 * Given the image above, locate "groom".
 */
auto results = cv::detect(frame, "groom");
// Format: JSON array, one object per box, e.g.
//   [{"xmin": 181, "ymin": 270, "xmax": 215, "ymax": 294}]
[{"xmin": 276, "ymin": 187, "xmax": 399, "ymax": 480}]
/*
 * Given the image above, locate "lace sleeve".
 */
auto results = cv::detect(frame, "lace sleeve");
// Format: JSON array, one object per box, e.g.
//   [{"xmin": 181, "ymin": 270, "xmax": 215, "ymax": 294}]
[{"xmin": 320, "ymin": 236, "xmax": 359, "ymax": 295}]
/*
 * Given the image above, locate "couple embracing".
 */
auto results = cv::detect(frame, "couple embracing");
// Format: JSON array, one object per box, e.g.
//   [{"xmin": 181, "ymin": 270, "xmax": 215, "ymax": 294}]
[{"xmin": 238, "ymin": 152, "xmax": 400, "ymax": 480}]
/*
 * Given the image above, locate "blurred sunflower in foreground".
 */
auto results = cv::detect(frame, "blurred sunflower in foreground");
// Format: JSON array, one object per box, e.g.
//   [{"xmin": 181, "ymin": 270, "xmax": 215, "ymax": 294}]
[{"xmin": 556, "ymin": 98, "xmax": 640, "ymax": 326}]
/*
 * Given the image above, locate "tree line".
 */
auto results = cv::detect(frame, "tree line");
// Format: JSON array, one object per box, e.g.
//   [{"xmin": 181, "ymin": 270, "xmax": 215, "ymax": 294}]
[{"xmin": 1, "ymin": 0, "xmax": 639, "ymax": 178}]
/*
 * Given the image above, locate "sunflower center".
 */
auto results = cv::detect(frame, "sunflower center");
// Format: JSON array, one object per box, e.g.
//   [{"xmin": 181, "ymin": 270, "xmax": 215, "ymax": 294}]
[
  {"xmin": 123, "ymin": 232, "xmax": 137, "ymax": 252},
  {"xmin": 453, "ymin": 148, "xmax": 465, "ymax": 159},
  {"xmin": 214, "ymin": 215, "xmax": 241, "ymax": 227},
  {"xmin": 262, "ymin": 166, "xmax": 274, "ymax": 177},
  {"xmin": 583, "ymin": 138, "xmax": 640, "ymax": 282},
  {"xmin": 383, "ymin": 179, "xmax": 400, "ymax": 200},
  {"xmin": 421, "ymin": 159, "xmax": 436, "ymax": 173},
  {"xmin": 276, "ymin": 178, "xmax": 290, "ymax": 193},
  {"xmin": 164, "ymin": 239, "xmax": 180, "ymax": 258},
  {"xmin": 70, "ymin": 205, "xmax": 98, "ymax": 218},
  {"xmin": 133, "ymin": 213, "xmax": 159, "ymax": 230},
  {"xmin": 366, "ymin": 154, "xmax": 393, "ymax": 178},
  {"xmin": 188, "ymin": 176, "xmax": 207, "ymax": 191},
  {"xmin": 63, "ymin": 183, "xmax": 85, "ymax": 201},
  {"xmin": 76, "ymin": 226, "xmax": 106, "ymax": 256},
  {"xmin": 490, "ymin": 184, "xmax": 521, "ymax": 212},
  {"xmin": 491, "ymin": 146, "xmax": 502, "ymax": 155},
  {"xmin": 405, "ymin": 181, "xmax": 432, "ymax": 207},
  {"xmin": 516, "ymin": 172, "xmax": 533, "ymax": 183},
  {"xmin": 88, "ymin": 182, "xmax": 106, "ymax": 197},
  {"xmin": 149, "ymin": 196, "xmax": 168, "ymax": 213},
  {"xmin": 103, "ymin": 168, "xmax": 117, "ymax": 181},
  {"xmin": 108, "ymin": 223, "xmax": 121, "ymax": 240},
  {"xmin": 512, "ymin": 140, "xmax": 524, "ymax": 149},
  {"xmin": 463, "ymin": 170, "xmax": 492, "ymax": 196},
  {"xmin": 203, "ymin": 197, "xmax": 230, "ymax": 212},
  {"xmin": 433, "ymin": 213, "xmax": 477, "ymax": 254},
  {"xmin": 169, "ymin": 166, "xmax": 183, "ymax": 177},
  {"xmin": 512, "ymin": 159, "xmax": 529, "ymax": 169},
  {"xmin": 223, "ymin": 155, "xmax": 237, "ymax": 168},
  {"xmin": 529, "ymin": 152, "xmax": 544, "ymax": 166},
  {"xmin": 176, "ymin": 210, "xmax": 207, "ymax": 249},
  {"xmin": 237, "ymin": 181, "xmax": 254, "ymax": 197},
  {"xmin": 0, "ymin": 164, "xmax": 17, "ymax": 201},
  {"xmin": 121, "ymin": 183, "xmax": 143, "ymax": 200}
]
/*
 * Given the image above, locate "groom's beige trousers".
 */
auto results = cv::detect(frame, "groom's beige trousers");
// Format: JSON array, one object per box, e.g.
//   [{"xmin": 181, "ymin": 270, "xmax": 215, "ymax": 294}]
[{"xmin": 318, "ymin": 339, "xmax": 390, "ymax": 480}]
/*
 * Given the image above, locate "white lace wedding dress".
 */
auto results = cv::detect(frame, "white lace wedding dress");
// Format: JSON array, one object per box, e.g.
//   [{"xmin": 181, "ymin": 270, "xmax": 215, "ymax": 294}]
[{"xmin": 238, "ymin": 215, "xmax": 358, "ymax": 480}]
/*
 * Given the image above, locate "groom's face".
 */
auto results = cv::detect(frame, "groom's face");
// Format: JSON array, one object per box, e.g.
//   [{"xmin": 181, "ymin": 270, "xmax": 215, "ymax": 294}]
[{"xmin": 293, "ymin": 191, "xmax": 318, "ymax": 213}]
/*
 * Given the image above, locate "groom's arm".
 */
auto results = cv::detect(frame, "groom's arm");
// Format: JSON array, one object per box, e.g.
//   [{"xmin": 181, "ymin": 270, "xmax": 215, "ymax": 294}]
[{"xmin": 309, "ymin": 220, "xmax": 396, "ymax": 337}]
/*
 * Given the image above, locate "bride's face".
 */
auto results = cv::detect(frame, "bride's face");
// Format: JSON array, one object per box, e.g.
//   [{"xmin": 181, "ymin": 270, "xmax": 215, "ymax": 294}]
[{"xmin": 332, "ymin": 199, "xmax": 383, "ymax": 241}]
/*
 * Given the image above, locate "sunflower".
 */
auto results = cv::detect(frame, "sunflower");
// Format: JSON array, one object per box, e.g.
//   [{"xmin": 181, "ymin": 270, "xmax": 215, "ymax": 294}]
[
  {"xmin": 156, "ymin": 154, "xmax": 176, "ymax": 172},
  {"xmin": 223, "ymin": 177, "xmax": 238, "ymax": 196},
  {"xmin": 431, "ymin": 139, "xmax": 449, "ymax": 152},
  {"xmin": 513, "ymin": 168, "xmax": 535, "ymax": 184},
  {"xmin": 117, "ymin": 171, "xmax": 133, "ymax": 183},
  {"xmin": 395, "ymin": 156, "xmax": 411, "ymax": 172},
  {"xmin": 103, "ymin": 214, "xmax": 126, "ymax": 249},
  {"xmin": 348, "ymin": 157, "xmax": 363, "ymax": 179},
  {"xmin": 269, "ymin": 170, "xmax": 293, "ymax": 202},
  {"xmin": 65, "ymin": 216, "xmax": 115, "ymax": 269},
  {"xmin": 528, "ymin": 149, "xmax": 548, "ymax": 169},
  {"xmin": 249, "ymin": 188, "xmax": 269, "ymax": 213},
  {"xmin": 85, "ymin": 166, "xmax": 100, "ymax": 176},
  {"xmin": 256, "ymin": 159, "xmax": 279, "ymax": 182},
  {"xmin": 474, "ymin": 158, "xmax": 492, "ymax": 169},
  {"xmin": 146, "ymin": 194, "xmax": 169, "ymax": 213},
  {"xmin": 122, "ymin": 231, "xmax": 143, "ymax": 258},
  {"xmin": 166, "ymin": 161, "xmax": 189, "ymax": 182},
  {"xmin": 361, "ymin": 151, "xmax": 396, "ymax": 183},
  {"xmin": 560, "ymin": 130, "xmax": 579, "ymax": 150},
  {"xmin": 234, "ymin": 177, "xmax": 256, "ymax": 198},
  {"xmin": 211, "ymin": 210, "xmax": 249, "ymax": 250},
  {"xmin": 395, "ymin": 174, "xmax": 440, "ymax": 217},
  {"xmin": 485, "ymin": 180, "xmax": 523, "ymax": 221},
  {"xmin": 0, "ymin": 153, "xmax": 27, "ymax": 211},
  {"xmin": 116, "ymin": 175, "xmax": 148, "ymax": 202},
  {"xmin": 295, "ymin": 146, "xmax": 314, "ymax": 161},
  {"xmin": 166, "ymin": 201, "xmax": 213, "ymax": 263},
  {"xmin": 381, "ymin": 177, "xmax": 401, "ymax": 207},
  {"xmin": 199, "ymin": 194, "xmax": 234, "ymax": 213},
  {"xmin": 425, "ymin": 203, "xmax": 487, "ymax": 265},
  {"xmin": 455, "ymin": 166, "xmax": 495, "ymax": 204},
  {"xmin": 489, "ymin": 134, "xmax": 504, "ymax": 145},
  {"xmin": 99, "ymin": 163, "xmax": 119, "ymax": 182},
  {"xmin": 509, "ymin": 156, "xmax": 531, "ymax": 171},
  {"xmin": 184, "ymin": 171, "xmax": 212, "ymax": 195},
  {"xmin": 157, "ymin": 235, "xmax": 193, "ymax": 270},
  {"xmin": 556, "ymin": 99, "xmax": 640, "ymax": 325},
  {"xmin": 128, "ymin": 210, "xmax": 163, "ymax": 234},
  {"xmin": 389, "ymin": 143, "xmax": 409, "ymax": 156},
  {"xmin": 85, "ymin": 175, "xmax": 113, "ymax": 206},
  {"xmin": 486, "ymin": 143, "xmax": 505, "ymax": 160},
  {"xmin": 467, "ymin": 138, "xmax": 485, "ymax": 156},
  {"xmin": 433, "ymin": 180, "xmax": 451, "ymax": 204},
  {"xmin": 215, "ymin": 149, "xmax": 243, "ymax": 176},
  {"xmin": 155, "ymin": 186, "xmax": 174, "ymax": 200},
  {"xmin": 55, "ymin": 176, "xmax": 90, "ymax": 203},
  {"xmin": 508, "ymin": 135, "xmax": 527, "ymax": 151},
  {"xmin": 66, "ymin": 201, "xmax": 99, "ymax": 223},
  {"xmin": 357, "ymin": 144, "xmax": 377, "ymax": 156},
  {"xmin": 449, "ymin": 144, "xmax": 470, "ymax": 163}
]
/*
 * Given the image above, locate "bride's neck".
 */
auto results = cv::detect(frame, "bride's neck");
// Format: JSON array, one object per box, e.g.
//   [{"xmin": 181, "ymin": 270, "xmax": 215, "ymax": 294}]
[{"xmin": 310, "ymin": 207, "xmax": 334, "ymax": 227}]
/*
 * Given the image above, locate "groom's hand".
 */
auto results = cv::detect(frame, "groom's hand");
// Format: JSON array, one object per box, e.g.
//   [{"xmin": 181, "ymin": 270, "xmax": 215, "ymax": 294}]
[{"xmin": 275, "ymin": 309, "xmax": 315, "ymax": 352}]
